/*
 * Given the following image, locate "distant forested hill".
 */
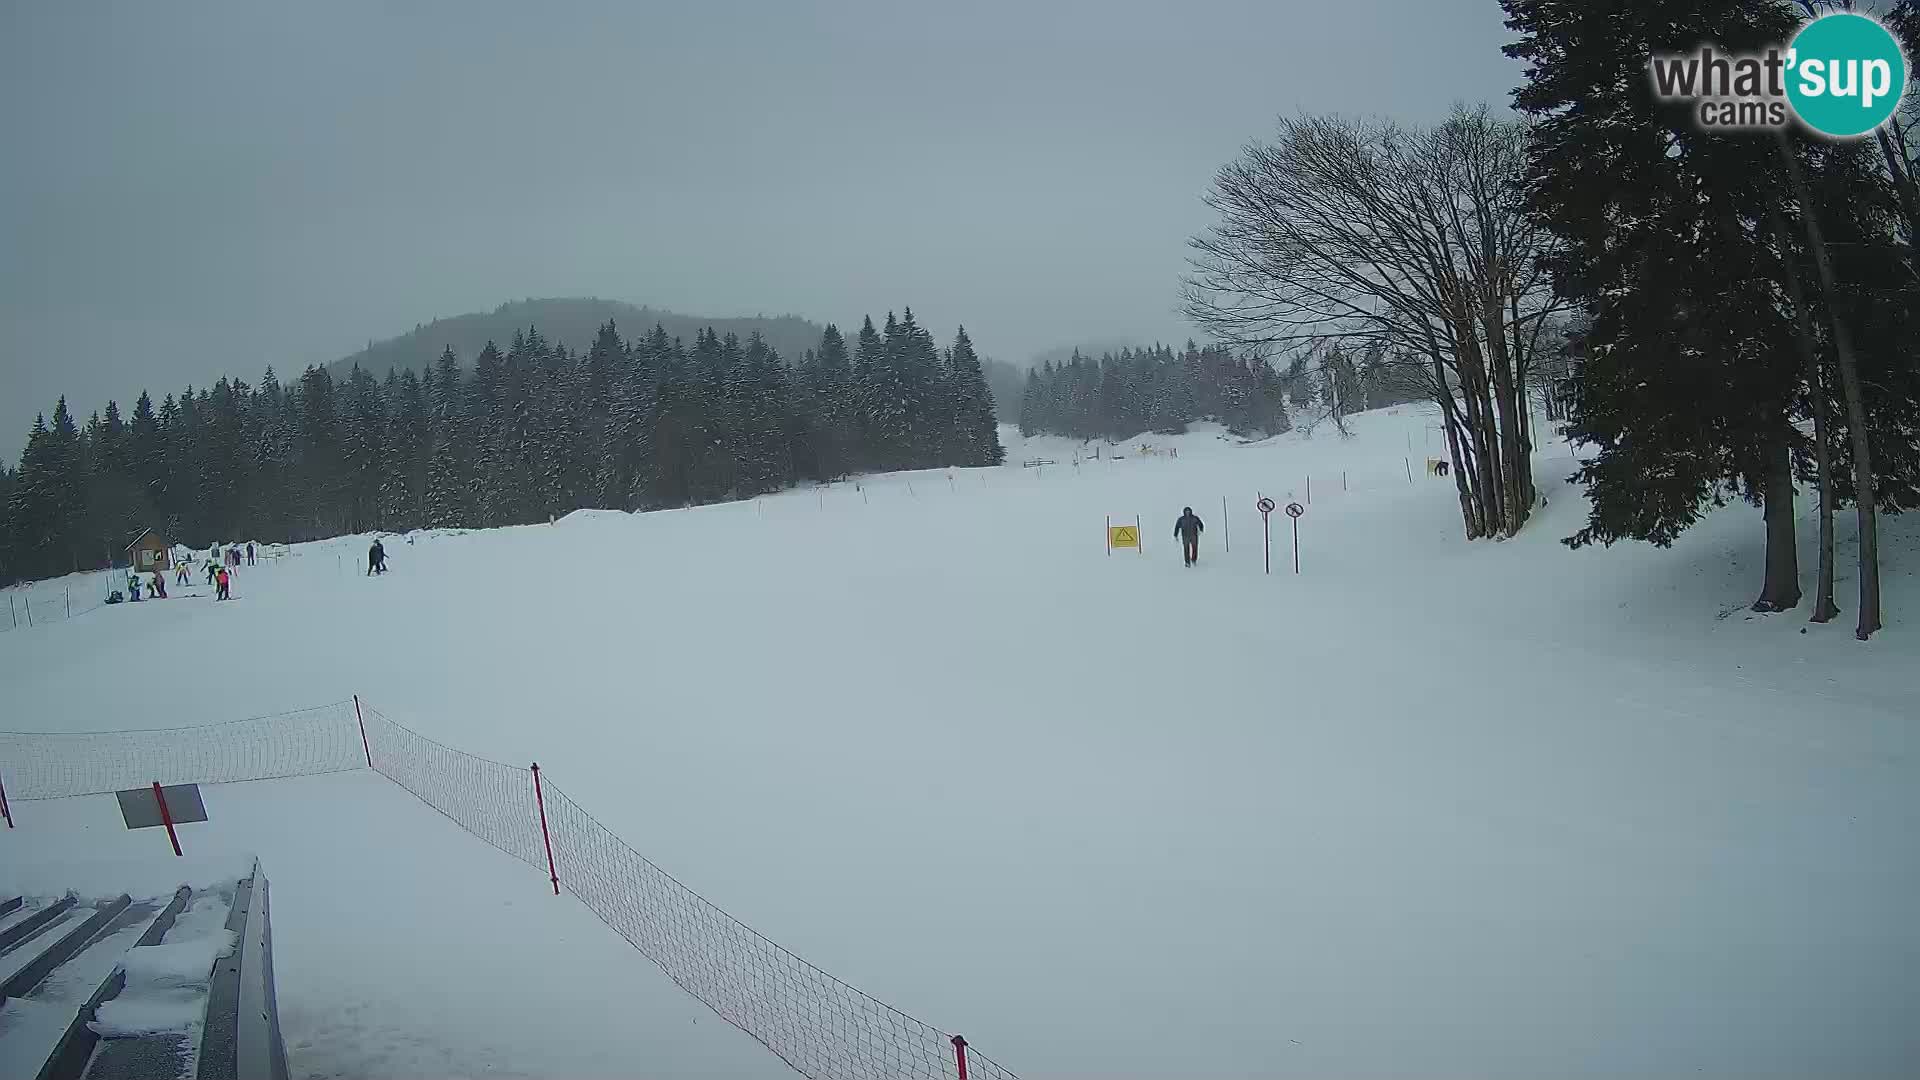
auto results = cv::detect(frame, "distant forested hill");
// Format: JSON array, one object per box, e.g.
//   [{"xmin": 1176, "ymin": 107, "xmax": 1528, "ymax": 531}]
[{"xmin": 328, "ymin": 297, "xmax": 826, "ymax": 378}]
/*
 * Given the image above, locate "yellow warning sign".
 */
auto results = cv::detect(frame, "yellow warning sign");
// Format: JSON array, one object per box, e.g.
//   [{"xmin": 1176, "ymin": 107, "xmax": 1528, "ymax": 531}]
[{"xmin": 1108, "ymin": 525, "xmax": 1140, "ymax": 549}]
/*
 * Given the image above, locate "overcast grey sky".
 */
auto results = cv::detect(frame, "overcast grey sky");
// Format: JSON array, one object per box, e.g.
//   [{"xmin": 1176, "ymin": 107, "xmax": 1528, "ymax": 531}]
[{"xmin": 0, "ymin": 0, "xmax": 1519, "ymax": 461}]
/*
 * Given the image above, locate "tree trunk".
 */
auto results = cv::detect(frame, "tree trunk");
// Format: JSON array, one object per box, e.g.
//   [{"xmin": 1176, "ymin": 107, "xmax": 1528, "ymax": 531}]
[
  {"xmin": 1755, "ymin": 424, "xmax": 1802, "ymax": 612},
  {"xmin": 1454, "ymin": 317, "xmax": 1507, "ymax": 535},
  {"xmin": 1779, "ymin": 137, "xmax": 1881, "ymax": 639},
  {"xmin": 1481, "ymin": 301, "xmax": 1530, "ymax": 535},
  {"xmin": 1432, "ymin": 351, "xmax": 1483, "ymax": 538},
  {"xmin": 1443, "ymin": 395, "xmax": 1480, "ymax": 537},
  {"xmin": 1770, "ymin": 208, "xmax": 1841, "ymax": 622}
]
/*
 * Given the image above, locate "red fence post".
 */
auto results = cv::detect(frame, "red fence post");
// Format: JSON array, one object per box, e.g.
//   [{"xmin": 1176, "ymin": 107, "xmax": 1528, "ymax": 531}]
[
  {"xmin": 354, "ymin": 695, "xmax": 373, "ymax": 769},
  {"xmin": 152, "ymin": 781, "xmax": 182, "ymax": 856},
  {"xmin": 0, "ymin": 770, "xmax": 13, "ymax": 828},
  {"xmin": 531, "ymin": 763, "xmax": 560, "ymax": 896},
  {"xmin": 952, "ymin": 1035, "xmax": 969, "ymax": 1080}
]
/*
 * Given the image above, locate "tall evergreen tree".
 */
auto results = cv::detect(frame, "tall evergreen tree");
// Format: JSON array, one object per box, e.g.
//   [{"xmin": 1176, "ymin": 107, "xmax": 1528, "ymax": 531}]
[
  {"xmin": 944, "ymin": 326, "xmax": 1003, "ymax": 466},
  {"xmin": 1505, "ymin": 0, "xmax": 1813, "ymax": 612}
]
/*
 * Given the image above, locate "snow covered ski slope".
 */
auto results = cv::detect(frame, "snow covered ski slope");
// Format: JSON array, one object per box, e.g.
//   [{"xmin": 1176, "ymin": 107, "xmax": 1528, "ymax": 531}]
[{"xmin": 3, "ymin": 405, "xmax": 1916, "ymax": 1079}]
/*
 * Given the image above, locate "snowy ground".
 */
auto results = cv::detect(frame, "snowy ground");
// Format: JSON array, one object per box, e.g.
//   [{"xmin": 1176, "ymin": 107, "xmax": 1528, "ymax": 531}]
[{"xmin": 3, "ymin": 406, "xmax": 1916, "ymax": 1079}]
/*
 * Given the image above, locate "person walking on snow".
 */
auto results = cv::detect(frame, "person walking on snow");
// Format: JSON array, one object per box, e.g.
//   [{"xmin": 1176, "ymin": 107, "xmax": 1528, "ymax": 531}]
[
  {"xmin": 247, "ymin": 542, "xmax": 255, "ymax": 566},
  {"xmin": 1174, "ymin": 506, "xmax": 1205, "ymax": 567},
  {"xmin": 175, "ymin": 559, "xmax": 190, "ymax": 587},
  {"xmin": 215, "ymin": 566, "xmax": 231, "ymax": 601},
  {"xmin": 367, "ymin": 538, "xmax": 387, "ymax": 576}
]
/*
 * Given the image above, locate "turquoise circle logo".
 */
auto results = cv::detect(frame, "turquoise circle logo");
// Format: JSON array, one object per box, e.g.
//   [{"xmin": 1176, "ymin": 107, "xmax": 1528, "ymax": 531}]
[{"xmin": 1786, "ymin": 13, "xmax": 1908, "ymax": 138}]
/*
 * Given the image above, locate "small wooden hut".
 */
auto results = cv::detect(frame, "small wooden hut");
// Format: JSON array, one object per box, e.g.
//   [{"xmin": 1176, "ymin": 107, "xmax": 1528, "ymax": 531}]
[{"xmin": 126, "ymin": 528, "xmax": 172, "ymax": 573}]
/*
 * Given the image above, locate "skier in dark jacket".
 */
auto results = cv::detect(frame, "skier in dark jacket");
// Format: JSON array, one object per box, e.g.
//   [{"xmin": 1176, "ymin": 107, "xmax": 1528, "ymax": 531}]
[
  {"xmin": 1174, "ymin": 507, "xmax": 1204, "ymax": 567},
  {"xmin": 368, "ymin": 539, "xmax": 387, "ymax": 576}
]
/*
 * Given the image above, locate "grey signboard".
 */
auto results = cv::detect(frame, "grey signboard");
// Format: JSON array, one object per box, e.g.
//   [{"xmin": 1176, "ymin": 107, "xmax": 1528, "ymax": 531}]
[{"xmin": 116, "ymin": 784, "xmax": 209, "ymax": 829}]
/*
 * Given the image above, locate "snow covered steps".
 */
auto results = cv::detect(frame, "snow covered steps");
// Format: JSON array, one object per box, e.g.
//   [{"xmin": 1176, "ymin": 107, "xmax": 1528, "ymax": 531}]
[{"xmin": 0, "ymin": 861, "xmax": 288, "ymax": 1080}]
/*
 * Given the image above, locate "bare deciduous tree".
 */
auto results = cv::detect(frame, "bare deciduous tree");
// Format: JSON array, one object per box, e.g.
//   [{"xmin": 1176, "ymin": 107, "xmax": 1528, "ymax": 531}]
[{"xmin": 1184, "ymin": 105, "xmax": 1565, "ymax": 539}]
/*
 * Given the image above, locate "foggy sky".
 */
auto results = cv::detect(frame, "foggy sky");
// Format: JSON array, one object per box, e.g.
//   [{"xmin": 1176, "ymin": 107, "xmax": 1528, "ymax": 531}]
[{"xmin": 1, "ymin": 0, "xmax": 1520, "ymax": 462}]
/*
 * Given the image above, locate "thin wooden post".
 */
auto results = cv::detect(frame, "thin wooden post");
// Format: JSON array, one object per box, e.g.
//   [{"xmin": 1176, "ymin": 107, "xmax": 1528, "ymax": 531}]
[
  {"xmin": 1223, "ymin": 495, "xmax": 1230, "ymax": 553},
  {"xmin": 354, "ymin": 695, "xmax": 373, "ymax": 769},
  {"xmin": 532, "ymin": 763, "xmax": 560, "ymax": 895}
]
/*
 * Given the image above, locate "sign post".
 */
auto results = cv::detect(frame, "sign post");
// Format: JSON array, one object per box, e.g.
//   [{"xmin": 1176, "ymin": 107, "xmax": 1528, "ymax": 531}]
[
  {"xmin": 1285, "ymin": 502, "xmax": 1305, "ymax": 574},
  {"xmin": 1256, "ymin": 497, "xmax": 1276, "ymax": 575},
  {"xmin": 117, "ymin": 782, "xmax": 207, "ymax": 856},
  {"xmin": 1107, "ymin": 517, "xmax": 1141, "ymax": 555}
]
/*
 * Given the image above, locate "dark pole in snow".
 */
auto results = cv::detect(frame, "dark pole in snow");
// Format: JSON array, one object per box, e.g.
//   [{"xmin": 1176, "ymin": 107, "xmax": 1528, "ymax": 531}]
[
  {"xmin": 354, "ymin": 695, "xmax": 373, "ymax": 769},
  {"xmin": 1292, "ymin": 516, "xmax": 1301, "ymax": 575},
  {"xmin": 532, "ymin": 763, "xmax": 560, "ymax": 896},
  {"xmin": 152, "ymin": 781, "xmax": 182, "ymax": 856}
]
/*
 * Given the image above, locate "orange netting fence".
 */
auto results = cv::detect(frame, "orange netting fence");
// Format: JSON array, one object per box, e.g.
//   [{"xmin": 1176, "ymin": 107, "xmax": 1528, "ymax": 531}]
[{"xmin": 0, "ymin": 698, "xmax": 1015, "ymax": 1080}]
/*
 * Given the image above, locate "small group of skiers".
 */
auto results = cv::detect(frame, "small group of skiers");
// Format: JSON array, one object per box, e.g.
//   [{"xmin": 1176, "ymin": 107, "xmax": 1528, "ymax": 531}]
[
  {"xmin": 208, "ymin": 543, "xmax": 254, "ymax": 569},
  {"xmin": 367, "ymin": 538, "xmax": 388, "ymax": 576},
  {"xmin": 125, "ymin": 568, "xmax": 168, "ymax": 601}
]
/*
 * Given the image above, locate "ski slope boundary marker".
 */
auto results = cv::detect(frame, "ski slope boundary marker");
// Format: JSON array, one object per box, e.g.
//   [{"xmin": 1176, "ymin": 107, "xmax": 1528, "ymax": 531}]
[{"xmin": 0, "ymin": 699, "xmax": 1023, "ymax": 1080}]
